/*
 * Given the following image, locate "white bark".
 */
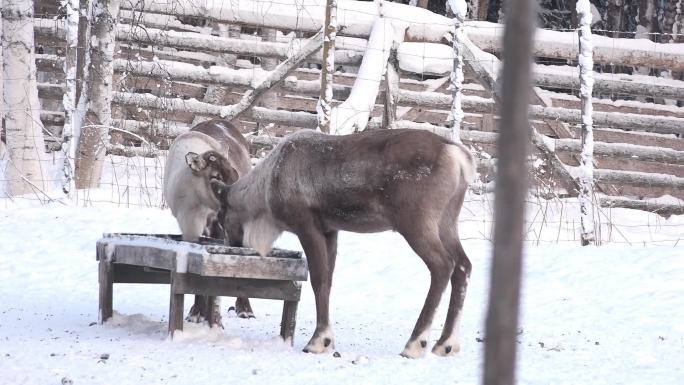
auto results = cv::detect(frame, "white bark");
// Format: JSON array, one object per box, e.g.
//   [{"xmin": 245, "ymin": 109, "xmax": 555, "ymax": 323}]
[
  {"xmin": 61, "ymin": 0, "xmax": 80, "ymax": 195},
  {"xmin": 331, "ymin": 18, "xmax": 399, "ymax": 135},
  {"xmin": 74, "ymin": 0, "xmax": 120, "ymax": 188},
  {"xmin": 577, "ymin": 0, "xmax": 595, "ymax": 246},
  {"xmin": 447, "ymin": 0, "xmax": 467, "ymax": 142},
  {"xmin": 2, "ymin": 0, "xmax": 48, "ymax": 196},
  {"xmin": 316, "ymin": 0, "xmax": 337, "ymax": 133}
]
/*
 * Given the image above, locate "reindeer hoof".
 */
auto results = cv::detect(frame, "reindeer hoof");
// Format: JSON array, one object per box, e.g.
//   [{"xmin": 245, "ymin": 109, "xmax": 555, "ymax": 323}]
[
  {"xmin": 400, "ymin": 338, "xmax": 429, "ymax": 359},
  {"xmin": 432, "ymin": 342, "xmax": 460, "ymax": 357},
  {"xmin": 185, "ymin": 305, "xmax": 205, "ymax": 323},
  {"xmin": 237, "ymin": 310, "xmax": 255, "ymax": 319},
  {"xmin": 303, "ymin": 328, "xmax": 334, "ymax": 354}
]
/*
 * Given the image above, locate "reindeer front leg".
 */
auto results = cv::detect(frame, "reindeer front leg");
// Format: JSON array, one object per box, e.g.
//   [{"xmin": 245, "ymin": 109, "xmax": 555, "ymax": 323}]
[{"xmin": 298, "ymin": 226, "xmax": 335, "ymax": 354}]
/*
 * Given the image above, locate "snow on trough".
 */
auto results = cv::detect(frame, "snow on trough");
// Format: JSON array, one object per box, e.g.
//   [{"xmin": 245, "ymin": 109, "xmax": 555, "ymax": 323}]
[{"xmin": 0, "ymin": 160, "xmax": 683, "ymax": 385}]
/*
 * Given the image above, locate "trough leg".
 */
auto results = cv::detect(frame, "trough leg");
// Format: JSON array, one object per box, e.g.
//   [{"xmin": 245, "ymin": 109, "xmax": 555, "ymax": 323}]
[
  {"xmin": 98, "ymin": 257, "xmax": 113, "ymax": 324},
  {"xmin": 280, "ymin": 300, "xmax": 299, "ymax": 345},
  {"xmin": 169, "ymin": 273, "xmax": 185, "ymax": 337}
]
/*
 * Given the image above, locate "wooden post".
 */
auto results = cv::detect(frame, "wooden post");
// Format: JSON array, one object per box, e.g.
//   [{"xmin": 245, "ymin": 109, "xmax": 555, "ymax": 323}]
[
  {"xmin": 74, "ymin": 0, "xmax": 120, "ymax": 188},
  {"xmin": 483, "ymin": 2, "xmax": 534, "ymax": 385},
  {"xmin": 280, "ymin": 300, "xmax": 299, "ymax": 345},
  {"xmin": 98, "ymin": 256, "xmax": 114, "ymax": 323},
  {"xmin": 382, "ymin": 44, "xmax": 399, "ymax": 130},
  {"xmin": 577, "ymin": 0, "xmax": 596, "ymax": 246},
  {"xmin": 168, "ymin": 272, "xmax": 185, "ymax": 337},
  {"xmin": 317, "ymin": 0, "xmax": 337, "ymax": 133}
]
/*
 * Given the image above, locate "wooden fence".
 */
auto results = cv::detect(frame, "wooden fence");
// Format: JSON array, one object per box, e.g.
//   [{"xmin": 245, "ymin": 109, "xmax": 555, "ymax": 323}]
[{"xmin": 26, "ymin": 0, "xmax": 684, "ymax": 216}]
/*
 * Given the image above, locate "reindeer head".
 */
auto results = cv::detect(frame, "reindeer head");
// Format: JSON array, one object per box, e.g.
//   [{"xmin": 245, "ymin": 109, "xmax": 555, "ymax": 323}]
[{"xmin": 185, "ymin": 150, "xmax": 240, "ymax": 185}]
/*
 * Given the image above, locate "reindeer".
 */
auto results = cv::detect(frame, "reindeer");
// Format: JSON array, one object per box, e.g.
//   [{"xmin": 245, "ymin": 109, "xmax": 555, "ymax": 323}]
[
  {"xmin": 163, "ymin": 119, "xmax": 255, "ymax": 322},
  {"xmin": 206, "ymin": 128, "xmax": 475, "ymax": 358}
]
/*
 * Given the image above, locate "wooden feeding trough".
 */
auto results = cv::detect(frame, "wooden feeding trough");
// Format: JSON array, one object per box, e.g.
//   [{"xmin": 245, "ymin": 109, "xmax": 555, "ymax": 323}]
[{"xmin": 96, "ymin": 233, "xmax": 308, "ymax": 343}]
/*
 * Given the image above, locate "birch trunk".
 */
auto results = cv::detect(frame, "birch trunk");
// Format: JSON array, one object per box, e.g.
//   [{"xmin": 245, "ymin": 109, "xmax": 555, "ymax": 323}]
[
  {"xmin": 1, "ymin": 0, "xmax": 48, "ymax": 196},
  {"xmin": 0, "ymin": 0, "xmax": 4, "ymax": 196},
  {"xmin": 61, "ymin": 0, "xmax": 80, "ymax": 195},
  {"xmin": 577, "ymin": 0, "xmax": 596, "ymax": 246},
  {"xmin": 74, "ymin": 0, "xmax": 120, "ymax": 189},
  {"xmin": 446, "ymin": 0, "xmax": 467, "ymax": 142},
  {"xmin": 317, "ymin": 0, "xmax": 337, "ymax": 133}
]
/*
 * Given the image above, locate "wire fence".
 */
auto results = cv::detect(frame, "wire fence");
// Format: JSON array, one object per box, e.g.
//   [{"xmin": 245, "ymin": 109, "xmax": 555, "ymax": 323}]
[{"xmin": 1, "ymin": 0, "xmax": 683, "ymax": 246}]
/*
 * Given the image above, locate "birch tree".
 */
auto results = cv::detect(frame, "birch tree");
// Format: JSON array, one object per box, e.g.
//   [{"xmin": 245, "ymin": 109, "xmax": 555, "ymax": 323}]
[
  {"xmin": 61, "ymin": 0, "xmax": 80, "ymax": 195},
  {"xmin": 446, "ymin": 0, "xmax": 467, "ymax": 142},
  {"xmin": 1, "ymin": 0, "xmax": 48, "ymax": 196},
  {"xmin": 577, "ymin": 0, "xmax": 596, "ymax": 246},
  {"xmin": 317, "ymin": 0, "xmax": 337, "ymax": 133},
  {"xmin": 75, "ymin": 0, "xmax": 120, "ymax": 188}
]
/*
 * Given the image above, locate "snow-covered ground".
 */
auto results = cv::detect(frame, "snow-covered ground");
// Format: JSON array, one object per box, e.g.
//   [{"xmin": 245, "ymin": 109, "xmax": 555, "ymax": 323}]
[{"xmin": 1, "ymin": 159, "xmax": 683, "ymax": 385}]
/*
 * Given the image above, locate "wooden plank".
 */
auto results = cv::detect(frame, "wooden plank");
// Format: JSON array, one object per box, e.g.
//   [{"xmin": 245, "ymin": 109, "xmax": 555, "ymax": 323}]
[
  {"xmin": 108, "ymin": 245, "xmax": 176, "ymax": 270},
  {"xmin": 171, "ymin": 275, "xmax": 303, "ymax": 301},
  {"xmin": 188, "ymin": 253, "xmax": 308, "ymax": 281},
  {"xmin": 113, "ymin": 264, "xmax": 171, "ymax": 284}
]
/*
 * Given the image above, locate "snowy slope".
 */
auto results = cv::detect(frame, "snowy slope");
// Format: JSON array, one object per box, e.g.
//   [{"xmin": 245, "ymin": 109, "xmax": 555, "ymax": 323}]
[{"xmin": 0, "ymin": 198, "xmax": 683, "ymax": 385}]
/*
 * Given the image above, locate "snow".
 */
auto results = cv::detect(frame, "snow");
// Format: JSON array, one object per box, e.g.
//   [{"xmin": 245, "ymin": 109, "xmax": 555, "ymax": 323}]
[
  {"xmin": 1, "ymin": 157, "xmax": 684, "ymax": 384},
  {"xmin": 331, "ymin": 18, "xmax": 397, "ymax": 135}
]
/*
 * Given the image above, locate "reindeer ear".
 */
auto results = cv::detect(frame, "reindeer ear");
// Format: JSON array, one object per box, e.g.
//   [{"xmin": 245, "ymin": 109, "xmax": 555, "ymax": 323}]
[
  {"xmin": 210, "ymin": 179, "xmax": 230, "ymax": 202},
  {"xmin": 185, "ymin": 152, "xmax": 206, "ymax": 172}
]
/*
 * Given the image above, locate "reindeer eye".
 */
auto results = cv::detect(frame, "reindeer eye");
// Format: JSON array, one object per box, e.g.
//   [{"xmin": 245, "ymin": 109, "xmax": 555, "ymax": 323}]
[{"xmin": 209, "ymin": 155, "xmax": 217, "ymax": 162}]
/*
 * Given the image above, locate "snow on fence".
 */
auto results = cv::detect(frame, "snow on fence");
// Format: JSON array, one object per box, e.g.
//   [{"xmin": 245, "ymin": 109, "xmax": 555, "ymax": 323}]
[{"xmin": 1, "ymin": 0, "xmax": 683, "ymax": 246}]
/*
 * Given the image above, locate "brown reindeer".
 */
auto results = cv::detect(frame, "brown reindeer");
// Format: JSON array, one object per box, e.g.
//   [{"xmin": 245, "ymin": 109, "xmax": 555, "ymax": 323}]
[
  {"xmin": 163, "ymin": 119, "xmax": 255, "ymax": 322},
  {"xmin": 205, "ymin": 128, "xmax": 475, "ymax": 358}
]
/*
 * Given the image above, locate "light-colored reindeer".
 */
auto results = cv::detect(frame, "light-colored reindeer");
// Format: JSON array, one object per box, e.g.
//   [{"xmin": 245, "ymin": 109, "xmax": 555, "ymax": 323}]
[
  {"xmin": 206, "ymin": 128, "xmax": 475, "ymax": 358},
  {"xmin": 164, "ymin": 119, "xmax": 255, "ymax": 322}
]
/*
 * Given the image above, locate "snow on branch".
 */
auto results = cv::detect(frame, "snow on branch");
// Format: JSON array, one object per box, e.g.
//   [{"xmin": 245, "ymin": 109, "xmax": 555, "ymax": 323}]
[{"xmin": 330, "ymin": 17, "xmax": 402, "ymax": 135}]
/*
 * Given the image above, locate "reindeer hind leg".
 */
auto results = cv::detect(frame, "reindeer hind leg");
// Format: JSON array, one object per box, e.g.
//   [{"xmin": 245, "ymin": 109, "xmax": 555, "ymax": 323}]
[{"xmin": 398, "ymin": 224, "xmax": 455, "ymax": 359}]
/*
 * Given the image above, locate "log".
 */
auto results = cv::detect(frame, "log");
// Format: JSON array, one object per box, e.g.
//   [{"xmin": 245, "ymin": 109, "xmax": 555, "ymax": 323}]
[
  {"xmin": 593, "ymin": 169, "xmax": 684, "ymax": 189},
  {"xmin": 115, "ymin": 24, "xmax": 364, "ymax": 66},
  {"xmin": 599, "ymin": 196, "xmax": 684, "ymax": 217},
  {"xmin": 533, "ymin": 64, "xmax": 684, "ymax": 101},
  {"xmin": 119, "ymin": 0, "xmax": 454, "ymax": 42},
  {"xmin": 465, "ymin": 21, "xmax": 684, "ymax": 71}
]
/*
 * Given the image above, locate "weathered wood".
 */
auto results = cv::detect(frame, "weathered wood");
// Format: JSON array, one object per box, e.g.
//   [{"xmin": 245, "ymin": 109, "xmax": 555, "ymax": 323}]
[
  {"xmin": 168, "ymin": 272, "xmax": 185, "ymax": 336},
  {"xmin": 103, "ymin": 245, "xmax": 177, "ymax": 270},
  {"xmin": 188, "ymin": 253, "xmax": 308, "ymax": 281},
  {"xmin": 280, "ymin": 300, "xmax": 299, "ymax": 344},
  {"xmin": 98, "ymin": 256, "xmax": 114, "ymax": 323},
  {"xmin": 113, "ymin": 264, "xmax": 171, "ymax": 284},
  {"xmin": 171, "ymin": 275, "xmax": 303, "ymax": 302}
]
